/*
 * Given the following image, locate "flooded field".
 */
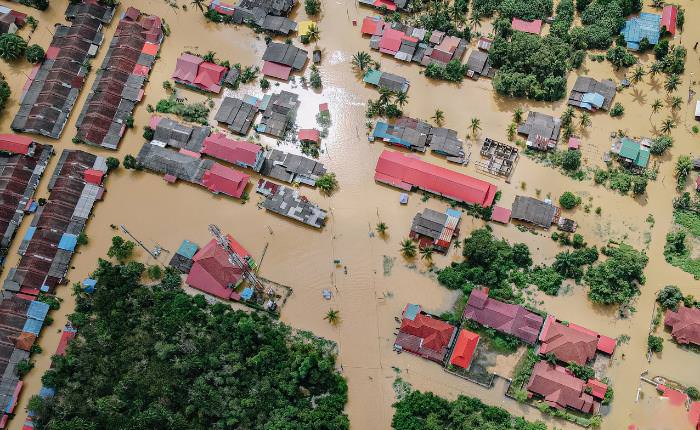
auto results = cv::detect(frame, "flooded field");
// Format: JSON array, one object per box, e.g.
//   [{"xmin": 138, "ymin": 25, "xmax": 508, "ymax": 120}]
[{"xmin": 1, "ymin": 0, "xmax": 700, "ymax": 429}]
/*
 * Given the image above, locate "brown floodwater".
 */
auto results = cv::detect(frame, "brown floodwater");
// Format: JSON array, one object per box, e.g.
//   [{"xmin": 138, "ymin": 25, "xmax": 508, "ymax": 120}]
[{"xmin": 1, "ymin": 0, "xmax": 700, "ymax": 429}]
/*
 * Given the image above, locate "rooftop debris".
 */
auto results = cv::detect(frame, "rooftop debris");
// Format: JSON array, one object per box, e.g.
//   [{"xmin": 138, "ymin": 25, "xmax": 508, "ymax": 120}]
[
  {"xmin": 517, "ymin": 112, "xmax": 561, "ymax": 151},
  {"xmin": 409, "ymin": 208, "xmax": 461, "ymax": 254},
  {"xmin": 256, "ymin": 179, "xmax": 327, "ymax": 229}
]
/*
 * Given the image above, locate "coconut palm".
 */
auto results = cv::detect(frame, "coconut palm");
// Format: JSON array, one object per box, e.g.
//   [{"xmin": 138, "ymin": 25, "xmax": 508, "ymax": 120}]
[
  {"xmin": 324, "ymin": 309, "xmax": 340, "ymax": 326},
  {"xmin": 191, "ymin": 0, "xmax": 206, "ymax": 12},
  {"xmin": 560, "ymin": 107, "xmax": 575, "ymax": 128},
  {"xmin": 305, "ymin": 24, "xmax": 321, "ymax": 43},
  {"xmin": 468, "ymin": 14, "xmax": 481, "ymax": 30},
  {"xmin": 675, "ymin": 155, "xmax": 693, "ymax": 183},
  {"xmin": 432, "ymin": 109, "xmax": 445, "ymax": 126},
  {"xmin": 469, "ymin": 117, "xmax": 481, "ymax": 137},
  {"xmin": 651, "ymin": 99, "xmax": 663, "ymax": 115},
  {"xmin": 660, "ymin": 117, "xmax": 677, "ymax": 134},
  {"xmin": 579, "ymin": 112, "xmax": 591, "ymax": 129},
  {"xmin": 512, "ymin": 107, "xmax": 524, "ymax": 124},
  {"xmin": 664, "ymin": 74, "xmax": 681, "ymax": 93},
  {"xmin": 669, "ymin": 96, "xmax": 683, "ymax": 111},
  {"xmin": 419, "ymin": 246, "xmax": 434, "ymax": 264},
  {"xmin": 202, "ymin": 50, "xmax": 216, "ymax": 62},
  {"xmin": 351, "ymin": 51, "xmax": 372, "ymax": 72},
  {"xmin": 507, "ymin": 122, "xmax": 516, "ymax": 141},
  {"xmin": 631, "ymin": 65, "xmax": 645, "ymax": 84},
  {"xmin": 395, "ymin": 91, "xmax": 409, "ymax": 107},
  {"xmin": 375, "ymin": 222, "xmax": 388, "ymax": 236},
  {"xmin": 400, "ymin": 239, "xmax": 417, "ymax": 258},
  {"xmin": 378, "ymin": 88, "xmax": 393, "ymax": 106},
  {"xmin": 648, "ymin": 61, "xmax": 663, "ymax": 77}
]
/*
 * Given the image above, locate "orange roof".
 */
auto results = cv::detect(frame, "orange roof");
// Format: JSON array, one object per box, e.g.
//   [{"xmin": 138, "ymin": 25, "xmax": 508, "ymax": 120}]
[
  {"xmin": 449, "ymin": 329, "xmax": 479, "ymax": 369},
  {"xmin": 596, "ymin": 335, "xmax": 616, "ymax": 355},
  {"xmin": 586, "ymin": 379, "xmax": 607, "ymax": 399},
  {"xmin": 142, "ymin": 42, "xmax": 159, "ymax": 56},
  {"xmin": 15, "ymin": 332, "xmax": 36, "ymax": 351}
]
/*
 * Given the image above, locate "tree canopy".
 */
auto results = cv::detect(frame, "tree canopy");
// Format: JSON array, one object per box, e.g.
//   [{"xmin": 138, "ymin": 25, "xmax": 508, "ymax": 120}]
[
  {"xmin": 30, "ymin": 258, "xmax": 349, "ymax": 430},
  {"xmin": 585, "ymin": 244, "xmax": 648, "ymax": 305}
]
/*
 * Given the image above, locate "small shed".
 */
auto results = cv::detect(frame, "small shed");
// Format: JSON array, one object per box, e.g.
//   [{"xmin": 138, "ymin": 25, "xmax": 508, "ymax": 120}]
[
  {"xmin": 298, "ymin": 129, "xmax": 321, "ymax": 144},
  {"xmin": 568, "ymin": 136, "xmax": 581, "ymax": 150},
  {"xmin": 491, "ymin": 206, "xmax": 511, "ymax": 224}
]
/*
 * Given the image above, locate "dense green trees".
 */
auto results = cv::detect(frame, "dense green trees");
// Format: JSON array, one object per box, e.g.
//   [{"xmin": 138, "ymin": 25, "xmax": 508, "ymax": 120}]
[
  {"xmin": 30, "ymin": 258, "xmax": 349, "ymax": 430},
  {"xmin": 0, "ymin": 33, "xmax": 27, "ymax": 61},
  {"xmin": 392, "ymin": 391, "xmax": 547, "ymax": 430},
  {"xmin": 25, "ymin": 44, "xmax": 45, "ymax": 64},
  {"xmin": 0, "ymin": 73, "xmax": 9, "ymax": 115},
  {"xmin": 586, "ymin": 244, "xmax": 648, "ymax": 305},
  {"xmin": 656, "ymin": 285, "xmax": 684, "ymax": 310}
]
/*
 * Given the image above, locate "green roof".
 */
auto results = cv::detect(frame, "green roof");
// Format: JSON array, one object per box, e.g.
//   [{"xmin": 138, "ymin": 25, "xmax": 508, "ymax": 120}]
[
  {"xmin": 363, "ymin": 69, "xmax": 382, "ymax": 86},
  {"xmin": 618, "ymin": 138, "xmax": 649, "ymax": 168},
  {"xmin": 636, "ymin": 146, "xmax": 650, "ymax": 168}
]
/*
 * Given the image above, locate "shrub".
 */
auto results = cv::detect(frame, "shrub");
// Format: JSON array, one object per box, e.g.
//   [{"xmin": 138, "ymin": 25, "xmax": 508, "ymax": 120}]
[
  {"xmin": 609, "ymin": 102, "xmax": 625, "ymax": 117},
  {"xmin": 657, "ymin": 285, "xmax": 684, "ymax": 310},
  {"xmin": 106, "ymin": 157, "xmax": 120, "ymax": 171},
  {"xmin": 650, "ymin": 135, "xmax": 673, "ymax": 155},
  {"xmin": 647, "ymin": 335, "xmax": 663, "ymax": 352},
  {"xmin": 25, "ymin": 44, "xmax": 45, "ymax": 63},
  {"xmin": 0, "ymin": 33, "xmax": 27, "ymax": 61},
  {"xmin": 686, "ymin": 386, "xmax": 700, "ymax": 401},
  {"xmin": 304, "ymin": 0, "xmax": 321, "ymax": 15},
  {"xmin": 559, "ymin": 191, "xmax": 580, "ymax": 209}
]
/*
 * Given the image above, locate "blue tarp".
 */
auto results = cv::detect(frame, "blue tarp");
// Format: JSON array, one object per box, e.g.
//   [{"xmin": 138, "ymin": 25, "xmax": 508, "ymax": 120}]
[
  {"xmin": 176, "ymin": 240, "xmax": 199, "ymax": 259},
  {"xmin": 621, "ymin": 13, "xmax": 661, "ymax": 50},
  {"xmin": 27, "ymin": 201, "xmax": 38, "ymax": 213},
  {"xmin": 404, "ymin": 303, "xmax": 421, "ymax": 321},
  {"xmin": 23, "ymin": 226, "xmax": 36, "ymax": 242},
  {"xmin": 38, "ymin": 387, "xmax": 55, "ymax": 398},
  {"xmin": 446, "ymin": 208, "xmax": 462, "ymax": 219},
  {"xmin": 241, "ymin": 287, "xmax": 254, "ymax": 301},
  {"xmin": 580, "ymin": 92, "xmax": 605, "ymax": 110},
  {"xmin": 27, "ymin": 301, "xmax": 50, "ymax": 321},
  {"xmin": 399, "ymin": 193, "xmax": 409, "ymax": 204},
  {"xmin": 83, "ymin": 278, "xmax": 97, "ymax": 294},
  {"xmin": 58, "ymin": 233, "xmax": 78, "ymax": 251},
  {"xmin": 22, "ymin": 319, "xmax": 43, "ymax": 336}
]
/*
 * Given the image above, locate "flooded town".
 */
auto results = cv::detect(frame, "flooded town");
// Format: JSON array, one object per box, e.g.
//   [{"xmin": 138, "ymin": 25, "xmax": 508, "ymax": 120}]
[{"xmin": 0, "ymin": 0, "xmax": 699, "ymax": 429}]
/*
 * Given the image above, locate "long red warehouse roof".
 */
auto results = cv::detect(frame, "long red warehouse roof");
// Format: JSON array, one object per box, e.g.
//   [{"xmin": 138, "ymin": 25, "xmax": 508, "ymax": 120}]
[{"xmin": 375, "ymin": 150, "xmax": 497, "ymax": 207}]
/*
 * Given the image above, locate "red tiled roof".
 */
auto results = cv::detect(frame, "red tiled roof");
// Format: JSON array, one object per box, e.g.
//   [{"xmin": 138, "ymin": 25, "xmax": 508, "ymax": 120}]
[
  {"xmin": 55, "ymin": 328, "xmax": 77, "ymax": 356},
  {"xmin": 491, "ymin": 206, "xmax": 511, "ymax": 224},
  {"xmin": 83, "ymin": 169, "xmax": 104, "ymax": 185},
  {"xmin": 379, "ymin": 28, "xmax": 404, "ymax": 53},
  {"xmin": 511, "ymin": 18, "xmax": 542, "ymax": 34},
  {"xmin": 375, "ymin": 150, "xmax": 497, "ymax": 207},
  {"xmin": 395, "ymin": 311, "xmax": 455, "ymax": 363},
  {"xmin": 298, "ymin": 129, "xmax": 320, "ymax": 143},
  {"xmin": 527, "ymin": 361, "xmax": 598, "ymax": 414},
  {"xmin": 596, "ymin": 335, "xmax": 616, "ymax": 355},
  {"xmin": 201, "ymin": 133, "xmax": 262, "ymax": 167},
  {"xmin": 449, "ymin": 329, "xmax": 479, "ymax": 369},
  {"xmin": 665, "ymin": 306, "xmax": 700, "ymax": 346},
  {"xmin": 172, "ymin": 53, "xmax": 203, "ymax": 84},
  {"xmin": 373, "ymin": 0, "xmax": 397, "ymax": 11},
  {"xmin": 0, "ymin": 134, "xmax": 32, "ymax": 155},
  {"xmin": 361, "ymin": 16, "xmax": 384, "ymax": 35},
  {"xmin": 463, "ymin": 289, "xmax": 543, "ymax": 344},
  {"xmin": 201, "ymin": 163, "xmax": 249, "ymax": 199},
  {"xmin": 539, "ymin": 316, "xmax": 598, "ymax": 365},
  {"xmin": 186, "ymin": 236, "xmax": 251, "ymax": 300},
  {"xmin": 193, "ymin": 61, "xmax": 226, "ymax": 93},
  {"xmin": 661, "ymin": 5, "xmax": 677, "ymax": 35},
  {"xmin": 142, "ymin": 42, "xmax": 159, "ymax": 56},
  {"xmin": 15, "ymin": 332, "xmax": 36, "ymax": 351},
  {"xmin": 262, "ymin": 61, "xmax": 292, "ymax": 80},
  {"xmin": 586, "ymin": 379, "xmax": 608, "ymax": 399}
]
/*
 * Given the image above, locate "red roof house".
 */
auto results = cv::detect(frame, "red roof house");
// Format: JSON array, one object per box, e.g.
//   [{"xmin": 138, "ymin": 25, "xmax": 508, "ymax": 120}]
[
  {"xmin": 379, "ymin": 28, "xmax": 406, "ymax": 54},
  {"xmin": 511, "ymin": 18, "xmax": 543, "ymax": 35},
  {"xmin": 538, "ymin": 316, "xmax": 598, "ymax": 365},
  {"xmin": 449, "ymin": 329, "xmax": 479, "ymax": 370},
  {"xmin": 394, "ymin": 304, "xmax": 456, "ymax": 363},
  {"xmin": 172, "ymin": 53, "xmax": 203, "ymax": 83},
  {"xmin": 375, "ymin": 150, "xmax": 497, "ymax": 207},
  {"xmin": 527, "ymin": 361, "xmax": 599, "ymax": 414},
  {"xmin": 665, "ymin": 306, "xmax": 700, "ymax": 346},
  {"xmin": 193, "ymin": 62, "xmax": 227, "ymax": 93},
  {"xmin": 83, "ymin": 169, "xmax": 104, "ymax": 185},
  {"xmin": 186, "ymin": 235, "xmax": 251, "ymax": 301},
  {"xmin": 0, "ymin": 134, "xmax": 32, "ymax": 155},
  {"xmin": 661, "ymin": 5, "xmax": 678, "ymax": 35},
  {"xmin": 491, "ymin": 206, "xmax": 511, "ymax": 224},
  {"xmin": 55, "ymin": 327, "xmax": 77, "ymax": 356},
  {"xmin": 262, "ymin": 61, "xmax": 293, "ymax": 80},
  {"xmin": 463, "ymin": 289, "xmax": 543, "ymax": 344},
  {"xmin": 201, "ymin": 163, "xmax": 249, "ymax": 199},
  {"xmin": 361, "ymin": 16, "xmax": 385, "ymax": 36},
  {"xmin": 201, "ymin": 133, "xmax": 263, "ymax": 170},
  {"xmin": 586, "ymin": 379, "xmax": 608, "ymax": 400},
  {"xmin": 298, "ymin": 129, "xmax": 320, "ymax": 144}
]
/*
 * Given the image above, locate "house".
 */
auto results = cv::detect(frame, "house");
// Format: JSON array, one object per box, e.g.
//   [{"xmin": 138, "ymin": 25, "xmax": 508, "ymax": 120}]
[
  {"xmin": 215, "ymin": 0, "xmax": 297, "ymax": 35},
  {"xmin": 511, "ymin": 18, "xmax": 542, "ymax": 35},
  {"xmin": 137, "ymin": 143, "xmax": 213, "ymax": 183},
  {"xmin": 259, "ymin": 149, "xmax": 326, "ymax": 186},
  {"xmin": 360, "ymin": 16, "xmax": 385, "ymax": 36},
  {"xmin": 568, "ymin": 136, "xmax": 581, "ymax": 150},
  {"xmin": 12, "ymin": 2, "xmax": 115, "ymax": 139},
  {"xmin": 215, "ymin": 96, "xmax": 259, "ymax": 135},
  {"xmin": 527, "ymin": 361, "xmax": 599, "ymax": 414},
  {"xmin": 538, "ymin": 316, "xmax": 599, "ymax": 365},
  {"xmin": 568, "ymin": 77, "xmax": 616, "ymax": 111},
  {"xmin": 586, "ymin": 379, "xmax": 608, "ymax": 400},
  {"xmin": 201, "ymin": 163, "xmax": 249, "ymax": 199},
  {"xmin": 466, "ymin": 50, "xmax": 495, "ymax": 79},
  {"xmin": 449, "ymin": 329, "xmax": 480, "ymax": 370},
  {"xmin": 256, "ymin": 91, "xmax": 300, "ymax": 138},
  {"xmin": 358, "ymin": 0, "xmax": 409, "ymax": 12},
  {"xmin": 172, "ymin": 53, "xmax": 227, "ymax": 93},
  {"xmin": 695, "ymin": 101, "xmax": 700, "ymax": 120},
  {"xmin": 490, "ymin": 206, "xmax": 511, "ymax": 224},
  {"xmin": 0, "ymin": 134, "xmax": 33, "ymax": 155},
  {"xmin": 477, "ymin": 37, "xmax": 493, "ymax": 51},
  {"xmin": 463, "ymin": 289, "xmax": 544, "ymax": 344},
  {"xmin": 511, "ymin": 196, "xmax": 560, "ymax": 229},
  {"xmin": 298, "ymin": 129, "xmax": 320, "ymax": 145},
  {"xmin": 664, "ymin": 305, "xmax": 700, "ymax": 346},
  {"xmin": 409, "ymin": 208, "xmax": 461, "ymax": 253},
  {"xmin": 149, "ymin": 116, "xmax": 211, "ymax": 152},
  {"xmin": 621, "ymin": 13, "xmax": 661, "ymax": 50},
  {"xmin": 615, "ymin": 137, "xmax": 650, "ymax": 169},
  {"xmin": 0, "ymin": 6, "xmax": 26, "ymax": 35},
  {"xmin": 186, "ymin": 235, "xmax": 254, "ymax": 301},
  {"xmin": 427, "ymin": 127, "xmax": 465, "ymax": 163},
  {"xmin": 256, "ymin": 179, "xmax": 327, "ymax": 228},
  {"xmin": 661, "ymin": 5, "xmax": 678, "ymax": 35},
  {"xmin": 262, "ymin": 42, "xmax": 308, "ymax": 80},
  {"xmin": 375, "ymin": 150, "xmax": 497, "ymax": 208},
  {"xmin": 517, "ymin": 112, "xmax": 561, "ymax": 151},
  {"xmin": 363, "ymin": 70, "xmax": 410, "ymax": 93},
  {"xmin": 394, "ymin": 303, "xmax": 457, "ymax": 364},
  {"xmin": 201, "ymin": 133, "xmax": 264, "ymax": 171},
  {"xmin": 371, "ymin": 121, "xmax": 429, "ymax": 152},
  {"xmin": 75, "ymin": 7, "xmax": 164, "ymax": 150}
]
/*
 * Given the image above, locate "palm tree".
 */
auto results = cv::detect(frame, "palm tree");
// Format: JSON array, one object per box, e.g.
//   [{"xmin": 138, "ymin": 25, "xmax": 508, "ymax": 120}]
[
  {"xmin": 631, "ymin": 65, "xmax": 645, "ymax": 84},
  {"xmin": 579, "ymin": 112, "xmax": 591, "ymax": 129},
  {"xmin": 675, "ymin": 155, "xmax": 693, "ymax": 183},
  {"xmin": 469, "ymin": 117, "xmax": 481, "ymax": 137},
  {"xmin": 202, "ymin": 50, "xmax": 216, "ymax": 62},
  {"xmin": 468, "ymin": 14, "xmax": 481, "ymax": 30},
  {"xmin": 648, "ymin": 61, "xmax": 663, "ymax": 77},
  {"xmin": 306, "ymin": 24, "xmax": 320, "ymax": 43},
  {"xmin": 669, "ymin": 96, "xmax": 683, "ymax": 111},
  {"xmin": 560, "ymin": 107, "xmax": 575, "ymax": 127},
  {"xmin": 507, "ymin": 122, "xmax": 516, "ymax": 141},
  {"xmin": 660, "ymin": 117, "xmax": 677, "ymax": 134},
  {"xmin": 191, "ymin": 0, "xmax": 206, "ymax": 12},
  {"xmin": 376, "ymin": 222, "xmax": 388, "ymax": 236},
  {"xmin": 651, "ymin": 99, "xmax": 663, "ymax": 115},
  {"xmin": 432, "ymin": 109, "xmax": 445, "ymax": 126},
  {"xmin": 324, "ymin": 309, "xmax": 340, "ymax": 326},
  {"xmin": 512, "ymin": 107, "xmax": 524, "ymax": 124},
  {"xmin": 400, "ymin": 239, "xmax": 417, "ymax": 258},
  {"xmin": 664, "ymin": 74, "xmax": 681, "ymax": 93},
  {"xmin": 419, "ymin": 246, "xmax": 434, "ymax": 265},
  {"xmin": 351, "ymin": 51, "xmax": 372, "ymax": 72},
  {"xmin": 378, "ymin": 88, "xmax": 393, "ymax": 106},
  {"xmin": 395, "ymin": 91, "xmax": 409, "ymax": 107}
]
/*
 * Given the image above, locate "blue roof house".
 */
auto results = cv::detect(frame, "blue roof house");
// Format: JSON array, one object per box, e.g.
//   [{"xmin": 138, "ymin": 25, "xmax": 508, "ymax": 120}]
[{"xmin": 621, "ymin": 13, "xmax": 661, "ymax": 50}]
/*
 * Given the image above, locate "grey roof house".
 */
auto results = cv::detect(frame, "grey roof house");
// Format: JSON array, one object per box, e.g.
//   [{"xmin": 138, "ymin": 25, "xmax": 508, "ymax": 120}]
[
  {"xmin": 256, "ymin": 179, "xmax": 327, "ymax": 228},
  {"xmin": 568, "ymin": 77, "xmax": 616, "ymax": 111},
  {"xmin": 511, "ymin": 196, "xmax": 560, "ymax": 229},
  {"xmin": 378, "ymin": 72, "xmax": 410, "ymax": 93},
  {"xmin": 151, "ymin": 117, "xmax": 210, "ymax": 152},
  {"xmin": 215, "ymin": 96, "xmax": 259, "ymax": 135},
  {"xmin": 256, "ymin": 91, "xmax": 300, "ymax": 138},
  {"xmin": 517, "ymin": 112, "xmax": 561, "ymax": 151},
  {"xmin": 259, "ymin": 149, "xmax": 326, "ymax": 186},
  {"xmin": 262, "ymin": 42, "xmax": 308, "ymax": 71},
  {"xmin": 466, "ymin": 50, "xmax": 495, "ymax": 79},
  {"xmin": 231, "ymin": 0, "xmax": 297, "ymax": 35}
]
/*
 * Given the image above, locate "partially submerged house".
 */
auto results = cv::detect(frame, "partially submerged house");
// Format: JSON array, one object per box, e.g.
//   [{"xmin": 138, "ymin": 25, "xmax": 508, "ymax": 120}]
[
  {"xmin": 621, "ymin": 13, "xmax": 661, "ymax": 50},
  {"xmin": 371, "ymin": 121, "xmax": 429, "ymax": 152},
  {"xmin": 661, "ymin": 5, "xmax": 678, "ymax": 35},
  {"xmin": 517, "ymin": 112, "xmax": 561, "ymax": 151},
  {"xmin": 172, "ymin": 53, "xmax": 227, "ymax": 93},
  {"xmin": 409, "ymin": 208, "xmax": 461, "ymax": 253},
  {"xmin": 449, "ymin": 329, "xmax": 480, "ymax": 370},
  {"xmin": 612, "ymin": 137, "xmax": 650, "ymax": 170},
  {"xmin": 256, "ymin": 91, "xmax": 300, "ymax": 138},
  {"xmin": 465, "ymin": 50, "xmax": 495, "ymax": 79},
  {"xmin": 259, "ymin": 149, "xmax": 326, "ymax": 186},
  {"xmin": 527, "ymin": 361, "xmax": 599, "ymax": 414},
  {"xmin": 149, "ymin": 116, "xmax": 211, "ymax": 152},
  {"xmin": 256, "ymin": 179, "xmax": 327, "ymax": 228},
  {"xmin": 358, "ymin": 0, "xmax": 409, "ymax": 12},
  {"xmin": 201, "ymin": 163, "xmax": 249, "ymax": 199},
  {"xmin": 0, "ymin": 6, "xmax": 26, "ymax": 34},
  {"xmin": 568, "ymin": 77, "xmax": 616, "ymax": 111},
  {"xmin": 261, "ymin": 42, "xmax": 307, "ymax": 80},
  {"xmin": 538, "ymin": 315, "xmax": 616, "ymax": 365},
  {"xmin": 371, "ymin": 117, "xmax": 465, "ymax": 162},
  {"xmin": 375, "ymin": 150, "xmax": 497, "ymax": 207},
  {"xmin": 363, "ymin": 69, "xmax": 410, "ymax": 93},
  {"xmin": 201, "ymin": 133, "xmax": 264, "ymax": 171},
  {"xmin": 510, "ymin": 195, "xmax": 560, "ymax": 229},
  {"xmin": 511, "ymin": 18, "xmax": 542, "ymax": 35},
  {"xmin": 215, "ymin": 96, "xmax": 259, "ymax": 135},
  {"xmin": 212, "ymin": 0, "xmax": 298, "ymax": 35},
  {"xmin": 463, "ymin": 289, "xmax": 544, "ymax": 344},
  {"xmin": 12, "ymin": 1, "xmax": 116, "ymax": 139},
  {"xmin": 75, "ymin": 7, "xmax": 163, "ymax": 150},
  {"xmin": 394, "ymin": 303, "xmax": 457, "ymax": 364},
  {"xmin": 427, "ymin": 125, "xmax": 466, "ymax": 163},
  {"xmin": 664, "ymin": 305, "xmax": 700, "ymax": 346}
]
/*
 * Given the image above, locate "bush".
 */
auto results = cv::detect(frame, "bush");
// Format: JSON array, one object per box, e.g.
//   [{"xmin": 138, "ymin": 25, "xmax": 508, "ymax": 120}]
[
  {"xmin": 304, "ymin": 0, "xmax": 321, "ymax": 15},
  {"xmin": 609, "ymin": 102, "xmax": 625, "ymax": 117},
  {"xmin": 650, "ymin": 135, "xmax": 673, "ymax": 155},
  {"xmin": 317, "ymin": 173, "xmax": 338, "ymax": 195},
  {"xmin": 106, "ymin": 157, "xmax": 120, "ymax": 171},
  {"xmin": 561, "ymin": 150, "xmax": 581, "ymax": 172},
  {"xmin": 686, "ymin": 386, "xmax": 700, "ymax": 401},
  {"xmin": 0, "ymin": 73, "xmax": 10, "ymax": 114},
  {"xmin": 632, "ymin": 176, "xmax": 647, "ymax": 195},
  {"xmin": 657, "ymin": 285, "xmax": 684, "ymax": 310},
  {"xmin": 647, "ymin": 335, "xmax": 663, "ymax": 352},
  {"xmin": 586, "ymin": 244, "xmax": 648, "ymax": 305},
  {"xmin": 0, "ymin": 33, "xmax": 27, "ymax": 61},
  {"xmin": 25, "ymin": 44, "xmax": 45, "ymax": 63},
  {"xmin": 559, "ymin": 192, "xmax": 580, "ymax": 209},
  {"xmin": 606, "ymin": 45, "xmax": 636, "ymax": 69}
]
